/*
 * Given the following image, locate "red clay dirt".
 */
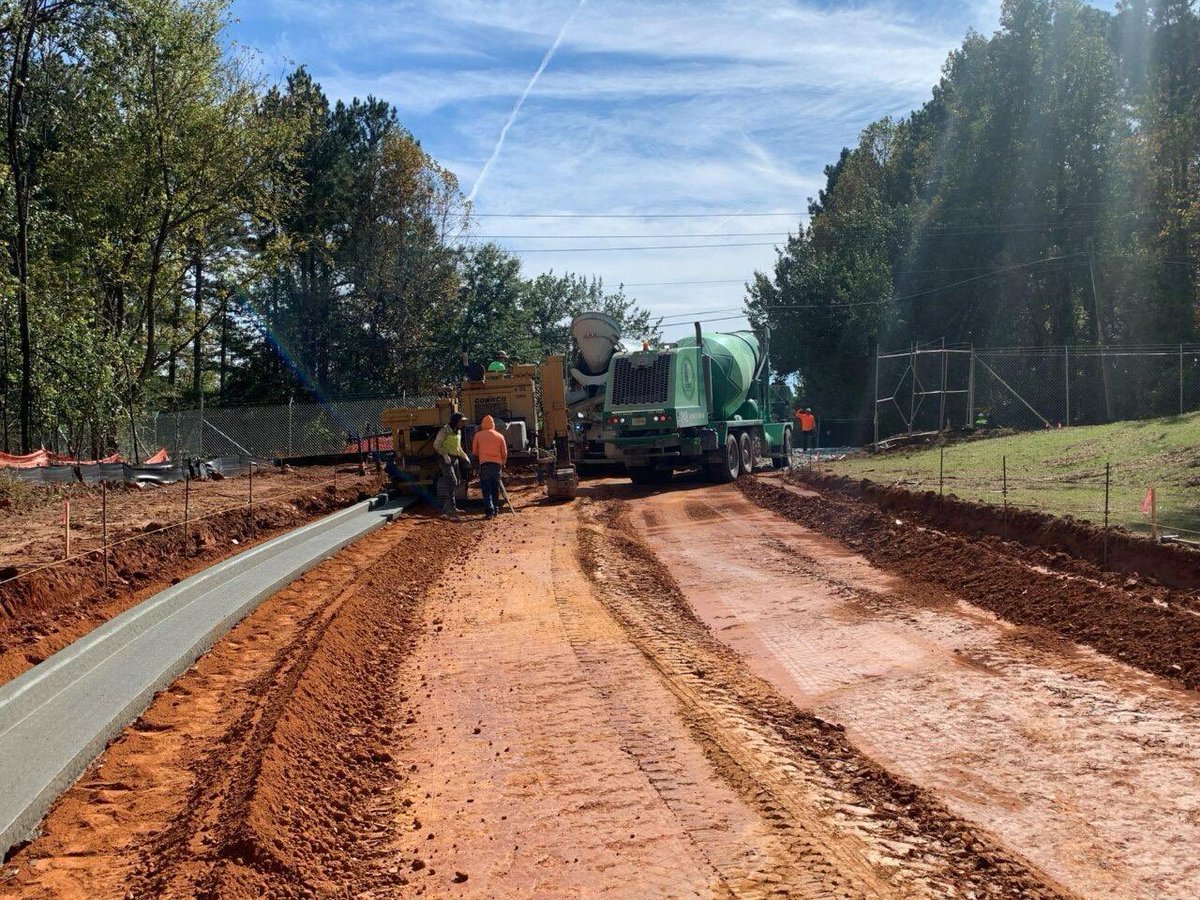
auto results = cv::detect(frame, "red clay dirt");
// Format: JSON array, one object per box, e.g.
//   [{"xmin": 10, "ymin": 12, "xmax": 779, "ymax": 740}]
[
  {"xmin": 0, "ymin": 467, "xmax": 384, "ymax": 687},
  {"xmin": 644, "ymin": 476, "xmax": 1200, "ymax": 897},
  {"xmin": 0, "ymin": 480, "xmax": 1069, "ymax": 898},
  {"xmin": 800, "ymin": 471, "xmax": 1200, "ymax": 592},
  {"xmin": 0, "ymin": 512, "xmax": 473, "ymax": 899},
  {"xmin": 741, "ymin": 472, "xmax": 1200, "ymax": 689}
]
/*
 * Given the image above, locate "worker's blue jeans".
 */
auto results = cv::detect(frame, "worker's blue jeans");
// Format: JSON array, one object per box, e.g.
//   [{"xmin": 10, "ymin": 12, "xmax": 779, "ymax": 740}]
[{"xmin": 479, "ymin": 462, "xmax": 502, "ymax": 515}]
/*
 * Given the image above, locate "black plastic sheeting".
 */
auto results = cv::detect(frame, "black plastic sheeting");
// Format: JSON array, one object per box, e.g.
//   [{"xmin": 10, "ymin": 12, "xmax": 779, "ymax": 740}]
[
  {"xmin": 3, "ymin": 456, "xmax": 268, "ymax": 487},
  {"xmin": 204, "ymin": 456, "xmax": 268, "ymax": 479}
]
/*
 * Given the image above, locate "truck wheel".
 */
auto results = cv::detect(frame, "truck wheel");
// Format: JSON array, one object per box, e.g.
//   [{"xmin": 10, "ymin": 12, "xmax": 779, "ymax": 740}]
[
  {"xmin": 778, "ymin": 427, "xmax": 794, "ymax": 464},
  {"xmin": 739, "ymin": 432, "xmax": 754, "ymax": 474},
  {"xmin": 708, "ymin": 434, "xmax": 741, "ymax": 483},
  {"xmin": 628, "ymin": 466, "xmax": 657, "ymax": 486}
]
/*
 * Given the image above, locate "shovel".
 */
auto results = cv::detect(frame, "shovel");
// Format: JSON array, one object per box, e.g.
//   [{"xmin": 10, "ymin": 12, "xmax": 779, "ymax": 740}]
[{"xmin": 499, "ymin": 479, "xmax": 517, "ymax": 515}]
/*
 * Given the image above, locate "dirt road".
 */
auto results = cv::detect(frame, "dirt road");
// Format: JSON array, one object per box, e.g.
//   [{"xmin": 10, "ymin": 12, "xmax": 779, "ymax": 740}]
[
  {"xmin": 632, "ymin": 480, "xmax": 1200, "ymax": 898},
  {"xmin": 5, "ymin": 473, "xmax": 1196, "ymax": 896}
]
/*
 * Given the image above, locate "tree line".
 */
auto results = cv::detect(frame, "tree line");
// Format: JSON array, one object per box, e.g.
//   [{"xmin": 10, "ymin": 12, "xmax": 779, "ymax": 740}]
[
  {"xmin": 0, "ymin": 0, "xmax": 656, "ymax": 456},
  {"xmin": 749, "ymin": 0, "xmax": 1199, "ymax": 422}
]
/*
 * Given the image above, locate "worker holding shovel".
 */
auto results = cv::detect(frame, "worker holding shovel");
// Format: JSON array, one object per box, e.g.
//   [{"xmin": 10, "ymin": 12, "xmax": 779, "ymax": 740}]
[{"xmin": 471, "ymin": 415, "xmax": 509, "ymax": 519}]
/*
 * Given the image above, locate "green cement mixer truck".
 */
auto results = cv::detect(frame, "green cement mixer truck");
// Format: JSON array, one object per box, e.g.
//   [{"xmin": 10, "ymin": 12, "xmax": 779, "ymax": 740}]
[{"xmin": 601, "ymin": 323, "xmax": 793, "ymax": 485}]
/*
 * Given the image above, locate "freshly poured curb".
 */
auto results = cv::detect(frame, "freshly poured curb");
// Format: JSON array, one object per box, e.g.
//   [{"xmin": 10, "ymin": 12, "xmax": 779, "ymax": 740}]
[{"xmin": 0, "ymin": 494, "xmax": 415, "ymax": 857}]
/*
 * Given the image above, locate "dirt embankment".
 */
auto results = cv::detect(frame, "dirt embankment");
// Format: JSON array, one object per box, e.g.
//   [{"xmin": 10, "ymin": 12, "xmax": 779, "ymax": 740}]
[
  {"xmin": 0, "ymin": 471, "xmax": 384, "ymax": 687},
  {"xmin": 1, "ymin": 516, "xmax": 474, "ymax": 898},
  {"xmin": 741, "ymin": 474, "xmax": 1200, "ymax": 689},
  {"xmin": 804, "ymin": 471, "xmax": 1200, "ymax": 590},
  {"xmin": 577, "ymin": 498, "xmax": 1067, "ymax": 898}
]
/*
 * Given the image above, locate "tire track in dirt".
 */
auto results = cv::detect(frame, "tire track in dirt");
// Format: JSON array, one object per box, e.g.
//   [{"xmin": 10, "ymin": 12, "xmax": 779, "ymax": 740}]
[
  {"xmin": 651, "ymin": 482, "xmax": 1200, "ymax": 898},
  {"xmin": 577, "ymin": 496, "xmax": 1067, "ymax": 899},
  {"xmin": 551, "ymin": 518, "xmax": 825, "ymax": 897}
]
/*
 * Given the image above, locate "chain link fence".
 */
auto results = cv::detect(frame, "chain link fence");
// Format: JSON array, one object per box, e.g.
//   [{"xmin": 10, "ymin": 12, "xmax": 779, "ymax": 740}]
[
  {"xmin": 874, "ymin": 343, "xmax": 1200, "ymax": 442},
  {"xmin": 140, "ymin": 394, "xmax": 437, "ymax": 462}
]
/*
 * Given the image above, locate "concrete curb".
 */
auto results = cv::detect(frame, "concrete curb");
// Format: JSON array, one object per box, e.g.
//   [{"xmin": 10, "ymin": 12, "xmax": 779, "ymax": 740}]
[{"xmin": 0, "ymin": 494, "xmax": 415, "ymax": 858}]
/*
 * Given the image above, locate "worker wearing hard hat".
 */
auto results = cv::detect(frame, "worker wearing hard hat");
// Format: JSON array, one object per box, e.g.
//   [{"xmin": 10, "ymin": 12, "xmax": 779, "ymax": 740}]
[
  {"xmin": 434, "ymin": 412, "xmax": 471, "ymax": 517},
  {"xmin": 472, "ymin": 414, "xmax": 509, "ymax": 519},
  {"xmin": 795, "ymin": 407, "xmax": 816, "ymax": 450}
]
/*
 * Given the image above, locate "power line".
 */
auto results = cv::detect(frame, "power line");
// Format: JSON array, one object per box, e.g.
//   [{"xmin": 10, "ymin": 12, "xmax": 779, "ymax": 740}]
[
  {"xmin": 498, "ymin": 241, "xmax": 781, "ymax": 252},
  {"xmin": 625, "ymin": 278, "xmax": 748, "ymax": 287},
  {"xmin": 476, "ymin": 231, "xmax": 792, "ymax": 239},
  {"xmin": 472, "ymin": 211, "xmax": 806, "ymax": 219},
  {"xmin": 742, "ymin": 254, "xmax": 1089, "ymax": 313},
  {"xmin": 658, "ymin": 306, "xmax": 745, "ymax": 321}
]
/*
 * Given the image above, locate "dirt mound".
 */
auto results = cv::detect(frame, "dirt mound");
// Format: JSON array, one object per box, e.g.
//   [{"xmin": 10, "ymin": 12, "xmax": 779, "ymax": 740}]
[
  {"xmin": 741, "ymin": 475, "xmax": 1200, "ymax": 690},
  {"xmin": 799, "ymin": 471, "xmax": 1200, "ymax": 591}
]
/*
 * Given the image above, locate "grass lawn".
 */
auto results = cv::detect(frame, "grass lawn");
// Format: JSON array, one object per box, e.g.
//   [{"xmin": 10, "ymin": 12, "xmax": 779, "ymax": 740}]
[{"xmin": 819, "ymin": 412, "xmax": 1200, "ymax": 536}]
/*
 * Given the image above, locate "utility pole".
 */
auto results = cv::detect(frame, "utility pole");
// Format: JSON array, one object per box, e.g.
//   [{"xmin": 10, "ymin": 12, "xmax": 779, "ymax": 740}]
[{"xmin": 1088, "ymin": 239, "xmax": 1114, "ymax": 422}]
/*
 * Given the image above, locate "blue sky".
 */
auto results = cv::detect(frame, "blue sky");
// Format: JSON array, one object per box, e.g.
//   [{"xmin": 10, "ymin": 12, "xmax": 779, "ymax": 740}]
[{"xmin": 226, "ymin": 1, "xmax": 1106, "ymax": 340}]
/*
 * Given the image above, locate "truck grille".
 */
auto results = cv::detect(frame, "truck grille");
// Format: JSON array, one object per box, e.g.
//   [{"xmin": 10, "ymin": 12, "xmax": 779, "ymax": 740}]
[{"xmin": 611, "ymin": 355, "xmax": 671, "ymax": 406}]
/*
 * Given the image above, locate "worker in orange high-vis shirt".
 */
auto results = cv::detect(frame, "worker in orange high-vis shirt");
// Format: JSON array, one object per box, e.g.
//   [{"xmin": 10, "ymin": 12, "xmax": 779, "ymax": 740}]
[{"xmin": 795, "ymin": 407, "xmax": 816, "ymax": 451}]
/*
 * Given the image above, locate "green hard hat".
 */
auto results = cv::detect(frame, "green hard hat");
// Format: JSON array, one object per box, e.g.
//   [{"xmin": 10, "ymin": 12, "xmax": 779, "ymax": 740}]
[{"xmin": 487, "ymin": 360, "xmax": 507, "ymax": 372}]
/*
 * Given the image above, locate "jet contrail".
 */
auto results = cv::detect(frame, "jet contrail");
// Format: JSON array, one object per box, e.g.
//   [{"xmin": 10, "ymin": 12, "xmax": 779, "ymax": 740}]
[{"xmin": 467, "ymin": 0, "xmax": 586, "ymax": 204}]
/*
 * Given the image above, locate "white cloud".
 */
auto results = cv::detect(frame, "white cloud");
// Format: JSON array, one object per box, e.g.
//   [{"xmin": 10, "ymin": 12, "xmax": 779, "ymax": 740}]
[{"xmin": 233, "ymin": 0, "xmax": 995, "ymax": 327}]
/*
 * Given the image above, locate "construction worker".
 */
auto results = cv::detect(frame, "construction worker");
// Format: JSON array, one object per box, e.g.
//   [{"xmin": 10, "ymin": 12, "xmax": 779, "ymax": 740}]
[
  {"xmin": 434, "ymin": 412, "xmax": 471, "ymax": 517},
  {"xmin": 796, "ymin": 407, "xmax": 816, "ymax": 450},
  {"xmin": 472, "ymin": 414, "xmax": 509, "ymax": 519}
]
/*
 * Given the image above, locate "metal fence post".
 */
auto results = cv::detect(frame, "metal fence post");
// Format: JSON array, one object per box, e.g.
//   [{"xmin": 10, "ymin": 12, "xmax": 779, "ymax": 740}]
[
  {"xmin": 908, "ymin": 343, "xmax": 917, "ymax": 436},
  {"xmin": 872, "ymin": 344, "xmax": 880, "ymax": 451},
  {"xmin": 1180, "ymin": 343, "xmax": 1184, "ymax": 416},
  {"xmin": 967, "ymin": 348, "xmax": 976, "ymax": 427},
  {"xmin": 939, "ymin": 445, "xmax": 945, "ymax": 497},
  {"xmin": 199, "ymin": 390, "xmax": 205, "ymax": 459},
  {"xmin": 938, "ymin": 348, "xmax": 948, "ymax": 432},
  {"xmin": 1064, "ymin": 345, "xmax": 1070, "ymax": 426},
  {"xmin": 287, "ymin": 394, "xmax": 294, "ymax": 459}
]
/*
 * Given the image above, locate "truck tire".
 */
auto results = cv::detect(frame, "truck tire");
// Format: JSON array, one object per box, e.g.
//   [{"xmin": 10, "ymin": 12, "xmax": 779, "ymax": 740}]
[
  {"xmin": 708, "ymin": 434, "xmax": 741, "ymax": 483},
  {"xmin": 628, "ymin": 466, "xmax": 657, "ymax": 486},
  {"xmin": 774, "ymin": 427, "xmax": 794, "ymax": 465},
  {"xmin": 739, "ymin": 432, "xmax": 754, "ymax": 474}
]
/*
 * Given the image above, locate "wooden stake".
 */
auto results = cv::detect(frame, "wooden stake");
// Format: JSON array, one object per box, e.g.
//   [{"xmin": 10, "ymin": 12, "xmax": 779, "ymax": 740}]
[
  {"xmin": 1002, "ymin": 455, "xmax": 1007, "ymax": 537},
  {"xmin": 1103, "ymin": 462, "xmax": 1110, "ymax": 567},
  {"xmin": 102, "ymin": 479, "xmax": 109, "ymax": 589},
  {"xmin": 248, "ymin": 458, "xmax": 255, "ymax": 537},
  {"xmin": 183, "ymin": 471, "xmax": 191, "ymax": 555},
  {"xmin": 63, "ymin": 500, "xmax": 71, "ymax": 559},
  {"xmin": 1150, "ymin": 487, "xmax": 1159, "ymax": 540}
]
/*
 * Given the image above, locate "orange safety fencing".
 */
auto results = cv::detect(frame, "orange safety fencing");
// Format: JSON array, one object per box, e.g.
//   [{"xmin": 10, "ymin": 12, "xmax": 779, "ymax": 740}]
[{"xmin": 0, "ymin": 448, "xmax": 168, "ymax": 469}]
